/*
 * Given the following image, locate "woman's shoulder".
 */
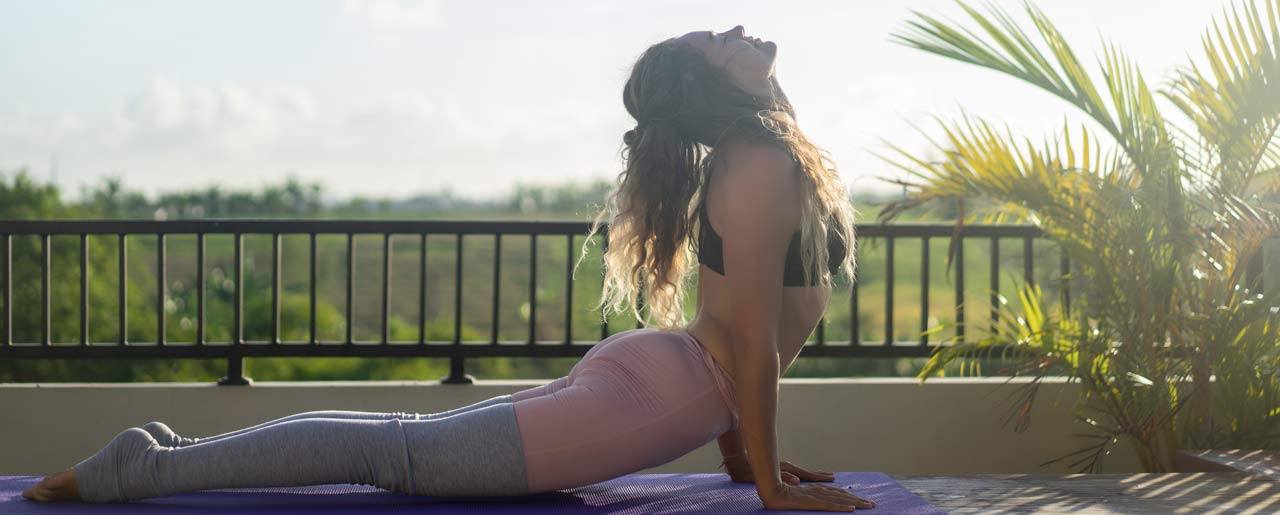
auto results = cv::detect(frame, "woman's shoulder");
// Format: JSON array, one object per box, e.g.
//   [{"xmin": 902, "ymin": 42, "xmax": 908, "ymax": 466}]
[
  {"xmin": 711, "ymin": 141, "xmax": 803, "ymax": 224},
  {"xmin": 713, "ymin": 141, "xmax": 798, "ymax": 189}
]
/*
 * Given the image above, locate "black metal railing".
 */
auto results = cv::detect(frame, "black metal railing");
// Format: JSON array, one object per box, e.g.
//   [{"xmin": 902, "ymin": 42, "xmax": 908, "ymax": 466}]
[{"xmin": 0, "ymin": 219, "xmax": 1111, "ymax": 385}]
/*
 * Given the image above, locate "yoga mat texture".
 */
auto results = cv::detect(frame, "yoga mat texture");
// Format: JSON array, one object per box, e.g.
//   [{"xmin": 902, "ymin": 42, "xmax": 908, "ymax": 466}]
[{"xmin": 1, "ymin": 472, "xmax": 946, "ymax": 514}]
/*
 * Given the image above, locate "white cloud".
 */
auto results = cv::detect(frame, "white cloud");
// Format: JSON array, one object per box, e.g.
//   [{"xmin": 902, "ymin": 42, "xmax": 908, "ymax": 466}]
[
  {"xmin": 105, "ymin": 78, "xmax": 317, "ymax": 154},
  {"xmin": 341, "ymin": 0, "xmax": 443, "ymax": 50},
  {"xmin": 342, "ymin": 0, "xmax": 442, "ymax": 31},
  {"xmin": 0, "ymin": 77, "xmax": 624, "ymax": 200}
]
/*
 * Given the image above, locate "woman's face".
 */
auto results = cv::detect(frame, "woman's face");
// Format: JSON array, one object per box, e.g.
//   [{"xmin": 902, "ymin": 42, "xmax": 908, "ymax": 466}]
[{"xmin": 676, "ymin": 25, "xmax": 777, "ymax": 98}]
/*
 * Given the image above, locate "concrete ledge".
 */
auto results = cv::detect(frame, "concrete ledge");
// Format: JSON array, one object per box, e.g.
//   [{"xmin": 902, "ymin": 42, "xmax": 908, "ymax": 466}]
[{"xmin": 0, "ymin": 377, "xmax": 1144, "ymax": 475}]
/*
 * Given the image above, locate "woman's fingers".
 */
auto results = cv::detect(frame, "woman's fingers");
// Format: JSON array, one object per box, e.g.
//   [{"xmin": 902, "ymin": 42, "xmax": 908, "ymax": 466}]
[
  {"xmin": 760, "ymin": 478, "xmax": 876, "ymax": 512},
  {"xmin": 795, "ymin": 485, "xmax": 861, "ymax": 511},
  {"xmin": 813, "ymin": 489, "xmax": 874, "ymax": 510},
  {"xmin": 812, "ymin": 484, "xmax": 876, "ymax": 509},
  {"xmin": 772, "ymin": 461, "xmax": 873, "ymax": 509},
  {"xmin": 767, "ymin": 486, "xmax": 855, "ymax": 512},
  {"xmin": 807, "ymin": 484, "xmax": 864, "ymax": 502},
  {"xmin": 780, "ymin": 461, "xmax": 837, "ymax": 482}
]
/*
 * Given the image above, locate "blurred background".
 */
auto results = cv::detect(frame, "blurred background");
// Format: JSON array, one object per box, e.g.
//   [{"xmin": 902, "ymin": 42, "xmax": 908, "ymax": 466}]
[{"xmin": 0, "ymin": 0, "xmax": 1253, "ymax": 383}]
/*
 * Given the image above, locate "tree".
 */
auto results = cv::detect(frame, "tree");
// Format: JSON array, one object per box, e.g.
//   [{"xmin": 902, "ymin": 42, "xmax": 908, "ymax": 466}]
[{"xmin": 880, "ymin": 0, "xmax": 1280, "ymax": 472}]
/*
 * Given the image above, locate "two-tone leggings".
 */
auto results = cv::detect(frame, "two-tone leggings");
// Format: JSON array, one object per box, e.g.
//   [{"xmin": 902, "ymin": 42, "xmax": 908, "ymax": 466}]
[{"xmin": 70, "ymin": 328, "xmax": 740, "ymax": 502}]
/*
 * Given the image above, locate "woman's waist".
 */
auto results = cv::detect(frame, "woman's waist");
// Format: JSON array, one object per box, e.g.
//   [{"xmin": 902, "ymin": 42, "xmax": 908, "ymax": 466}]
[
  {"xmin": 672, "ymin": 327, "xmax": 738, "ymax": 425},
  {"xmin": 682, "ymin": 319, "xmax": 736, "ymax": 380}
]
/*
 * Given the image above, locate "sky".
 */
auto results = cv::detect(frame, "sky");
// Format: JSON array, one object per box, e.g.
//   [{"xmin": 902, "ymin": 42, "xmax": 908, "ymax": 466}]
[{"xmin": 0, "ymin": 0, "xmax": 1231, "ymax": 202}]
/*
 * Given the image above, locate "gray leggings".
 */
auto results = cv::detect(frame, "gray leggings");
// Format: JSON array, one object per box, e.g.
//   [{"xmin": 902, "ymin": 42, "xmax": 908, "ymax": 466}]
[{"xmin": 71, "ymin": 394, "xmax": 529, "ymax": 503}]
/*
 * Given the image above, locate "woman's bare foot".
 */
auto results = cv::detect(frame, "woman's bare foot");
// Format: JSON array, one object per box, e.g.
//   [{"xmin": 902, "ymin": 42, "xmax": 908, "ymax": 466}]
[{"xmin": 21, "ymin": 468, "xmax": 81, "ymax": 502}]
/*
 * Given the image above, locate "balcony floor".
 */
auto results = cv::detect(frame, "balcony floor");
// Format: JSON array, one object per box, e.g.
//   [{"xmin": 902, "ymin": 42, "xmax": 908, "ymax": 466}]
[{"xmin": 895, "ymin": 472, "xmax": 1280, "ymax": 514}]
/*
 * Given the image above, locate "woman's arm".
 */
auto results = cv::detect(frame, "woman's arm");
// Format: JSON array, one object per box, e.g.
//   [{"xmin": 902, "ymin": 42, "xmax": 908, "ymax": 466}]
[
  {"xmin": 715, "ymin": 143, "xmax": 800, "ymax": 501},
  {"xmin": 715, "ymin": 356, "xmax": 802, "ymax": 477},
  {"xmin": 718, "ymin": 348, "xmax": 805, "ymax": 467}
]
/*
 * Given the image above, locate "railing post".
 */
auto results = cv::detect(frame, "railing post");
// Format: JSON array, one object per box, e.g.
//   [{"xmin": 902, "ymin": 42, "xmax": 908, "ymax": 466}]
[
  {"xmin": 41, "ymin": 233, "xmax": 50, "ymax": 346},
  {"xmin": 600, "ymin": 229, "xmax": 608, "ymax": 339},
  {"xmin": 565, "ymin": 234, "xmax": 576, "ymax": 337},
  {"xmin": 528, "ymin": 233, "xmax": 537, "ymax": 344},
  {"xmin": 346, "ymin": 233, "xmax": 355, "ymax": 344},
  {"xmin": 990, "ymin": 236, "xmax": 999, "ymax": 337},
  {"xmin": 850, "ymin": 247, "xmax": 859, "ymax": 345},
  {"xmin": 2, "ymin": 233, "xmax": 9, "ymax": 346},
  {"xmin": 440, "ymin": 232, "xmax": 474, "ymax": 384},
  {"xmin": 80, "ymin": 234, "xmax": 89, "ymax": 346},
  {"xmin": 884, "ymin": 235, "xmax": 894, "ymax": 345},
  {"xmin": 217, "ymin": 355, "xmax": 253, "ymax": 386},
  {"xmin": 157, "ymin": 233, "xmax": 166, "ymax": 346},
  {"xmin": 419, "ymin": 233, "xmax": 428, "ymax": 345},
  {"xmin": 955, "ymin": 232, "xmax": 965, "ymax": 345},
  {"xmin": 119, "ymin": 233, "xmax": 128, "ymax": 345},
  {"xmin": 310, "ymin": 233, "xmax": 318, "ymax": 345},
  {"xmin": 196, "ymin": 233, "xmax": 205, "ymax": 346},
  {"xmin": 440, "ymin": 353, "xmax": 475, "ymax": 384},
  {"xmin": 920, "ymin": 236, "xmax": 930, "ymax": 346}
]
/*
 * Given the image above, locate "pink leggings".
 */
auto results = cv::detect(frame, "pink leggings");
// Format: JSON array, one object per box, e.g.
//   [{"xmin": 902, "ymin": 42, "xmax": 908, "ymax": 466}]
[{"xmin": 510, "ymin": 328, "xmax": 740, "ymax": 494}]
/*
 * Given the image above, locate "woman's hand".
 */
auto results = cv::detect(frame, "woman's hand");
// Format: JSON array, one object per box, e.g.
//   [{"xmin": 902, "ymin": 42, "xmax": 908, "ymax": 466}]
[
  {"xmin": 724, "ymin": 454, "xmax": 876, "ymax": 511},
  {"xmin": 721, "ymin": 453, "xmax": 837, "ymax": 486},
  {"xmin": 759, "ymin": 481, "xmax": 877, "ymax": 512}
]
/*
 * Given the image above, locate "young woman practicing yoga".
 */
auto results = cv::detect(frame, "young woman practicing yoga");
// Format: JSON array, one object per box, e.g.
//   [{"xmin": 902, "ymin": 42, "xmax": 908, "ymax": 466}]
[{"xmin": 23, "ymin": 25, "xmax": 873, "ymax": 511}]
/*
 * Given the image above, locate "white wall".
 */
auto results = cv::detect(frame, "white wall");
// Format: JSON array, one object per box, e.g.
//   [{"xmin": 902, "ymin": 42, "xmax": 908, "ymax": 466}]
[{"xmin": 0, "ymin": 377, "xmax": 1144, "ymax": 476}]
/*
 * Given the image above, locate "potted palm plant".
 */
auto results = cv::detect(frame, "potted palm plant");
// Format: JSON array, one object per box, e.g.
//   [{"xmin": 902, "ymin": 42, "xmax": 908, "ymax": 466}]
[{"xmin": 877, "ymin": 0, "xmax": 1280, "ymax": 472}]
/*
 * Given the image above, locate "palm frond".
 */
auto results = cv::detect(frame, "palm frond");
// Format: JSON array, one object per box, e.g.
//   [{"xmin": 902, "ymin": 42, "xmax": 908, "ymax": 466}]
[
  {"xmin": 1165, "ymin": 0, "xmax": 1280, "ymax": 198},
  {"xmin": 893, "ymin": 0, "xmax": 1173, "ymax": 167}
]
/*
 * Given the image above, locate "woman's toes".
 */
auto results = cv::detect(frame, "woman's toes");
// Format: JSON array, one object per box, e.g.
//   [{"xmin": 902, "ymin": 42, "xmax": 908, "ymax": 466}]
[
  {"xmin": 21, "ymin": 470, "xmax": 79, "ymax": 502},
  {"xmin": 38, "ymin": 469, "xmax": 81, "ymax": 502},
  {"xmin": 21, "ymin": 483, "xmax": 46, "ymax": 502}
]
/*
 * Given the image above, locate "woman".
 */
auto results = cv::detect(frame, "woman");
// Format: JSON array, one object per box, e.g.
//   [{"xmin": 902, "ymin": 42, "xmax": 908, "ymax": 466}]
[{"xmin": 23, "ymin": 25, "xmax": 873, "ymax": 512}]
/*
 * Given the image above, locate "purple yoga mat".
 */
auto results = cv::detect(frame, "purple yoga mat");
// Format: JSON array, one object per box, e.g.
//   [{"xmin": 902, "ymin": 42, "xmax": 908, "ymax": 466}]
[{"xmin": 1, "ymin": 472, "xmax": 946, "ymax": 514}]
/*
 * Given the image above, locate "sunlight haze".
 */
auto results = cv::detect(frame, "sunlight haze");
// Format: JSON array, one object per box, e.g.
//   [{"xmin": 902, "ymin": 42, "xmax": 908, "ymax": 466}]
[{"xmin": 0, "ymin": 0, "xmax": 1224, "ymax": 203}]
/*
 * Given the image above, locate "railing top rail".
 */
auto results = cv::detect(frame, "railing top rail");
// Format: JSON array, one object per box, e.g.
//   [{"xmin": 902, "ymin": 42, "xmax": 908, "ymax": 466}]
[
  {"xmin": 0, "ymin": 219, "xmax": 595, "ymax": 235},
  {"xmin": 0, "ymin": 219, "xmax": 1046, "ymax": 237}
]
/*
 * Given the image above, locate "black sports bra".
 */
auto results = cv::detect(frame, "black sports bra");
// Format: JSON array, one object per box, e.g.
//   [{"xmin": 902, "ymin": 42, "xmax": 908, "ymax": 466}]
[{"xmin": 696, "ymin": 170, "xmax": 847, "ymax": 286}]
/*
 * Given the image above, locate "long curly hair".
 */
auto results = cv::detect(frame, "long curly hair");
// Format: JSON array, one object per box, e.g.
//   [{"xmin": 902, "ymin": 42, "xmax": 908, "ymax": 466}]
[{"xmin": 581, "ymin": 37, "xmax": 858, "ymax": 329}]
